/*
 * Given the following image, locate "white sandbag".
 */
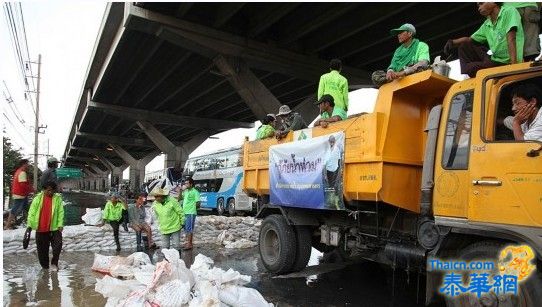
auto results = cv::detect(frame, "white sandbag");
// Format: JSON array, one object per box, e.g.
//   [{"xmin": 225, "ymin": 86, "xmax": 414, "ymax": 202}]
[
  {"xmin": 162, "ymin": 248, "xmax": 195, "ymax": 288},
  {"xmin": 127, "ymin": 252, "xmax": 152, "ymax": 267},
  {"xmin": 110, "ymin": 264, "xmax": 134, "ymax": 279},
  {"xmin": 190, "ymin": 280, "xmax": 221, "ymax": 307},
  {"xmin": 81, "ymin": 208, "xmax": 103, "ymax": 226},
  {"xmin": 219, "ymin": 285, "xmax": 273, "ymax": 307},
  {"xmin": 133, "ymin": 265, "xmax": 155, "ymax": 286},
  {"xmin": 95, "ymin": 275, "xmax": 143, "ymax": 298},
  {"xmin": 154, "ymin": 279, "xmax": 191, "ymax": 306}
]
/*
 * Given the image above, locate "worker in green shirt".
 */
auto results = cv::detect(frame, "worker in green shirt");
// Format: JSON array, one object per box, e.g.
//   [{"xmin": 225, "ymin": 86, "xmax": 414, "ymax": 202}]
[
  {"xmin": 318, "ymin": 59, "xmax": 349, "ymax": 112},
  {"xmin": 98, "ymin": 193, "xmax": 128, "ymax": 252},
  {"xmin": 256, "ymin": 114, "xmax": 276, "ymax": 140},
  {"xmin": 372, "ymin": 23, "xmax": 430, "ymax": 87},
  {"xmin": 182, "ymin": 177, "xmax": 200, "ymax": 250},
  {"xmin": 314, "ymin": 94, "xmax": 347, "ymax": 128},
  {"xmin": 444, "ymin": 3, "xmax": 524, "ymax": 78},
  {"xmin": 503, "ymin": 2, "xmax": 540, "ymax": 61},
  {"xmin": 151, "ymin": 188, "xmax": 184, "ymax": 251}
]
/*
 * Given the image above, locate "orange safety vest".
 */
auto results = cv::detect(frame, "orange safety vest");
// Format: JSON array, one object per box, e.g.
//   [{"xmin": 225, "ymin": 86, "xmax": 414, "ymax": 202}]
[{"xmin": 12, "ymin": 167, "xmax": 33, "ymax": 197}]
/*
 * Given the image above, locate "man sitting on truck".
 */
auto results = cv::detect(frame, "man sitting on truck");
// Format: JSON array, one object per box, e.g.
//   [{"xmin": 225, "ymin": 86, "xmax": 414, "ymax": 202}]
[
  {"xmin": 503, "ymin": 83, "xmax": 542, "ymax": 141},
  {"xmin": 275, "ymin": 105, "xmax": 307, "ymax": 139},
  {"xmin": 371, "ymin": 23, "xmax": 430, "ymax": 87},
  {"xmin": 256, "ymin": 114, "xmax": 276, "ymax": 140},
  {"xmin": 443, "ymin": 2, "xmax": 524, "ymax": 78},
  {"xmin": 314, "ymin": 94, "xmax": 347, "ymax": 128}
]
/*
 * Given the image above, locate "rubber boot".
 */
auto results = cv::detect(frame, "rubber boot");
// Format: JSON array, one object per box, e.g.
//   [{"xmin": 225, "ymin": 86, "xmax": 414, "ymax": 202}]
[
  {"xmin": 115, "ymin": 238, "xmax": 121, "ymax": 252},
  {"xmin": 183, "ymin": 234, "xmax": 193, "ymax": 250},
  {"xmin": 136, "ymin": 231, "xmax": 142, "ymax": 251}
]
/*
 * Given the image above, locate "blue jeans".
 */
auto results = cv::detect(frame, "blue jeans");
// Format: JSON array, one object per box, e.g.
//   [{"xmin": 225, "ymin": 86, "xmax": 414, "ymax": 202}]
[
  {"xmin": 161, "ymin": 230, "xmax": 181, "ymax": 249},
  {"xmin": 184, "ymin": 214, "xmax": 196, "ymax": 234},
  {"xmin": 10, "ymin": 197, "xmax": 28, "ymax": 216}
]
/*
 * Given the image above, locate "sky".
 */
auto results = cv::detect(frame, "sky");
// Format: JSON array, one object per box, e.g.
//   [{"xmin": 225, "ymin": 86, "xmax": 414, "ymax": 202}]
[{"xmin": 1, "ymin": 2, "xmax": 471, "ymax": 180}]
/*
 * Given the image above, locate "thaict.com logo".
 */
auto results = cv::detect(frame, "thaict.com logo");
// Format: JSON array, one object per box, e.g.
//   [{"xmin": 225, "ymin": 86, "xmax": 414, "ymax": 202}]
[{"xmin": 428, "ymin": 244, "xmax": 537, "ymax": 298}]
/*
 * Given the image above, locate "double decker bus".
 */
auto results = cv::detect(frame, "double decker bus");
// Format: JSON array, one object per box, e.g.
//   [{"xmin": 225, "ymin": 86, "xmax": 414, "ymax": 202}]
[{"xmin": 183, "ymin": 146, "xmax": 254, "ymax": 215}]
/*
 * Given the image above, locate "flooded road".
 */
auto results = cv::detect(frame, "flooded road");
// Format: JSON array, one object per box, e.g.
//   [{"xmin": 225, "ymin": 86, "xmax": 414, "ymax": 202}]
[{"xmin": 3, "ymin": 192, "xmax": 444, "ymax": 306}]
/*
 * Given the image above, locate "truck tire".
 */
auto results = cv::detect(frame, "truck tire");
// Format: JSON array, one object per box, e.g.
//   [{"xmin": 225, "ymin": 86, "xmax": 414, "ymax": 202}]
[
  {"xmin": 216, "ymin": 198, "xmax": 225, "ymax": 216},
  {"xmin": 291, "ymin": 226, "xmax": 312, "ymax": 272},
  {"xmin": 259, "ymin": 214, "xmax": 297, "ymax": 274},
  {"xmin": 227, "ymin": 198, "xmax": 236, "ymax": 216},
  {"xmin": 445, "ymin": 241, "xmax": 542, "ymax": 307}
]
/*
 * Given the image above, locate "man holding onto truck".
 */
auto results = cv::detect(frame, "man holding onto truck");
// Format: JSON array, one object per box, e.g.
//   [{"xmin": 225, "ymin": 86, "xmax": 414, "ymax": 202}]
[
  {"xmin": 318, "ymin": 59, "xmax": 349, "ymax": 112},
  {"xmin": 313, "ymin": 94, "xmax": 347, "ymax": 128},
  {"xmin": 443, "ymin": 2, "xmax": 524, "ymax": 78},
  {"xmin": 503, "ymin": 83, "xmax": 542, "ymax": 141},
  {"xmin": 372, "ymin": 23, "xmax": 430, "ymax": 87},
  {"xmin": 275, "ymin": 105, "xmax": 307, "ymax": 139},
  {"xmin": 503, "ymin": 2, "xmax": 540, "ymax": 61}
]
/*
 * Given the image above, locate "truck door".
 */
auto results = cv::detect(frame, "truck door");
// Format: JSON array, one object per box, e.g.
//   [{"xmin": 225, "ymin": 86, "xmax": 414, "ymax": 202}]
[{"xmin": 468, "ymin": 70, "xmax": 542, "ymax": 228}]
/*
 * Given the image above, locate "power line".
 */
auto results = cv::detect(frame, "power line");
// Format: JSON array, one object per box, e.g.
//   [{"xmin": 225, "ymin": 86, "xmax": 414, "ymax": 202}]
[
  {"xmin": 19, "ymin": 3, "xmax": 37, "ymax": 94},
  {"xmin": 3, "ymin": 113, "xmax": 31, "ymax": 147},
  {"xmin": 3, "ymin": 80, "xmax": 27, "ymax": 126}
]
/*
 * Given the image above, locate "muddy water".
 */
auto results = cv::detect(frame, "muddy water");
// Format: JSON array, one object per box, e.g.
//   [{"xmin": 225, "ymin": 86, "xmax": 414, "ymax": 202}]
[{"xmin": 3, "ymin": 192, "xmax": 442, "ymax": 306}]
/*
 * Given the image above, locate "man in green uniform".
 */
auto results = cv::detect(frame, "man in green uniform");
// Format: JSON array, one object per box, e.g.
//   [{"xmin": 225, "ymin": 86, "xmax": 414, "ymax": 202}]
[
  {"xmin": 444, "ymin": 2, "xmax": 524, "ymax": 77},
  {"xmin": 151, "ymin": 188, "xmax": 184, "ymax": 251},
  {"xmin": 372, "ymin": 23, "xmax": 430, "ymax": 87},
  {"xmin": 314, "ymin": 94, "xmax": 347, "ymax": 128},
  {"xmin": 99, "ymin": 193, "xmax": 127, "ymax": 252},
  {"xmin": 26, "ymin": 181, "xmax": 64, "ymax": 270},
  {"xmin": 256, "ymin": 114, "xmax": 276, "ymax": 140},
  {"xmin": 318, "ymin": 59, "xmax": 349, "ymax": 112},
  {"xmin": 182, "ymin": 177, "xmax": 200, "ymax": 250},
  {"xmin": 275, "ymin": 105, "xmax": 308, "ymax": 139}
]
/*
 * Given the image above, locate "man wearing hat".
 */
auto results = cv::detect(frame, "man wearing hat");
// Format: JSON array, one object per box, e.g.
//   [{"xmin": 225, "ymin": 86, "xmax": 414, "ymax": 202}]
[
  {"xmin": 314, "ymin": 94, "xmax": 347, "ymax": 128},
  {"xmin": 443, "ymin": 3, "xmax": 523, "ymax": 78},
  {"xmin": 275, "ymin": 105, "xmax": 307, "ymax": 139},
  {"xmin": 99, "ymin": 193, "xmax": 128, "ymax": 252},
  {"xmin": 151, "ymin": 188, "xmax": 185, "ymax": 251},
  {"xmin": 371, "ymin": 23, "xmax": 430, "ymax": 87},
  {"xmin": 256, "ymin": 114, "xmax": 277, "ymax": 140},
  {"xmin": 39, "ymin": 157, "xmax": 60, "ymax": 190}
]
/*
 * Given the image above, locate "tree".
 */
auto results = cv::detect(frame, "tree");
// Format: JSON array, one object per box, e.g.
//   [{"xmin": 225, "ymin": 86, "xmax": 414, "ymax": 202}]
[{"xmin": 3, "ymin": 136, "xmax": 24, "ymax": 199}]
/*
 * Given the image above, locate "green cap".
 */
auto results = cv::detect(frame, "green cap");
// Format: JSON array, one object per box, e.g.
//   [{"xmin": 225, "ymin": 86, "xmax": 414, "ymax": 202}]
[{"xmin": 390, "ymin": 23, "xmax": 416, "ymax": 36}]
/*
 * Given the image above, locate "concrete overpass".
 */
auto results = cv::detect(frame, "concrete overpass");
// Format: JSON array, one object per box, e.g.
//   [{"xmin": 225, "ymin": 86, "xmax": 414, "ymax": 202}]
[{"xmin": 62, "ymin": 2, "xmax": 482, "ymax": 191}]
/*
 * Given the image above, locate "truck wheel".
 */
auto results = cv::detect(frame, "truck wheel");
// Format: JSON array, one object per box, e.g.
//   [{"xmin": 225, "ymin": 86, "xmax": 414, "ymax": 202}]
[
  {"xmin": 445, "ymin": 241, "xmax": 542, "ymax": 307},
  {"xmin": 259, "ymin": 214, "xmax": 296, "ymax": 274},
  {"xmin": 227, "ymin": 199, "xmax": 236, "ymax": 216},
  {"xmin": 217, "ymin": 198, "xmax": 225, "ymax": 216},
  {"xmin": 291, "ymin": 226, "xmax": 312, "ymax": 272}
]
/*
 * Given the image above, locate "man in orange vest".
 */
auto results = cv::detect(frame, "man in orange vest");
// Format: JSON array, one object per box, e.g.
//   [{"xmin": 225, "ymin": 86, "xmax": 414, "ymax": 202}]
[{"xmin": 5, "ymin": 159, "xmax": 34, "ymax": 229}]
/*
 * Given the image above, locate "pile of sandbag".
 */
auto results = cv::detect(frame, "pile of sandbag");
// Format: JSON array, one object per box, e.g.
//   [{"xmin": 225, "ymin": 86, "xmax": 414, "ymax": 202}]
[
  {"xmin": 3, "ymin": 215, "xmax": 262, "ymax": 254},
  {"xmin": 94, "ymin": 249, "xmax": 273, "ymax": 307},
  {"xmin": 81, "ymin": 207, "xmax": 103, "ymax": 226}
]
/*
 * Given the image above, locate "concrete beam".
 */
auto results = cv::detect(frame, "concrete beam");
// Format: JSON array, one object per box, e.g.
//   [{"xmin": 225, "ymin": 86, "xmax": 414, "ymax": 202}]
[
  {"xmin": 71, "ymin": 146, "xmax": 117, "ymax": 158},
  {"xmin": 293, "ymin": 94, "xmax": 320, "ymax": 125},
  {"xmin": 214, "ymin": 3, "xmax": 245, "ymax": 28},
  {"xmin": 110, "ymin": 145, "xmax": 159, "ymax": 191},
  {"xmin": 213, "ymin": 55, "xmax": 281, "ymax": 120},
  {"xmin": 136, "ymin": 121, "xmax": 207, "ymax": 169},
  {"xmin": 124, "ymin": 3, "xmax": 371, "ymax": 84},
  {"xmin": 88, "ymin": 101, "xmax": 254, "ymax": 130},
  {"xmin": 77, "ymin": 132, "xmax": 154, "ymax": 148}
]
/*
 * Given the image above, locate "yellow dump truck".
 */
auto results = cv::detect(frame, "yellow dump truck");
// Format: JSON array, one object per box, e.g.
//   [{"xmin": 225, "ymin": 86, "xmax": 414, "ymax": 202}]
[{"xmin": 243, "ymin": 64, "xmax": 542, "ymax": 305}]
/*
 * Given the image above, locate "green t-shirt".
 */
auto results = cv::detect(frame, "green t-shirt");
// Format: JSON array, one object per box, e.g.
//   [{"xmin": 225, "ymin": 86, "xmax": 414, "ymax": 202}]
[
  {"xmin": 471, "ymin": 6, "xmax": 524, "ymax": 64},
  {"xmin": 388, "ymin": 40, "xmax": 430, "ymax": 72},
  {"xmin": 318, "ymin": 70, "xmax": 349, "ymax": 111},
  {"xmin": 256, "ymin": 124, "xmax": 275, "ymax": 140},
  {"xmin": 102, "ymin": 201, "xmax": 125, "ymax": 222},
  {"xmin": 182, "ymin": 188, "xmax": 200, "ymax": 215},
  {"xmin": 152, "ymin": 196, "xmax": 184, "ymax": 234},
  {"xmin": 321, "ymin": 107, "xmax": 347, "ymax": 121}
]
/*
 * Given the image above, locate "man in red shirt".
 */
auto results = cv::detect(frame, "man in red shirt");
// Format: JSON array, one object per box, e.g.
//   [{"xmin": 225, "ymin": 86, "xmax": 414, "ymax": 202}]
[
  {"xmin": 27, "ymin": 181, "xmax": 64, "ymax": 270},
  {"xmin": 5, "ymin": 159, "xmax": 34, "ymax": 230}
]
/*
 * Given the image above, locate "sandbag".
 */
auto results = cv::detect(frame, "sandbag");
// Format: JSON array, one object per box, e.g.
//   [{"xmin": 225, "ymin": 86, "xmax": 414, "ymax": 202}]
[
  {"xmin": 154, "ymin": 279, "xmax": 191, "ymax": 306},
  {"xmin": 81, "ymin": 208, "xmax": 103, "ymax": 226},
  {"xmin": 219, "ymin": 285, "xmax": 274, "ymax": 307}
]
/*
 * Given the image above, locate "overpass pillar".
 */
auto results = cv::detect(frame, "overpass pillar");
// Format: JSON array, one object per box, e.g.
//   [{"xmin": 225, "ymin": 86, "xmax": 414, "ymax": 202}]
[
  {"xmin": 136, "ymin": 121, "xmax": 208, "ymax": 170},
  {"xmin": 110, "ymin": 145, "xmax": 159, "ymax": 192},
  {"xmin": 97, "ymin": 157, "xmax": 128, "ymax": 190}
]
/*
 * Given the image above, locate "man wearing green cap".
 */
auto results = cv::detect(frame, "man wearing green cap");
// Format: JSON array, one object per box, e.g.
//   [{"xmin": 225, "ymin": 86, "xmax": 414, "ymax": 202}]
[
  {"xmin": 372, "ymin": 23, "xmax": 430, "ymax": 87},
  {"xmin": 443, "ymin": 3, "xmax": 524, "ymax": 78}
]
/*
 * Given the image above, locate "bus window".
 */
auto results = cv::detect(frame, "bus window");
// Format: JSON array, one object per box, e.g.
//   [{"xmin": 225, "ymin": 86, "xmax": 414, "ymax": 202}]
[{"xmin": 194, "ymin": 180, "xmax": 208, "ymax": 192}]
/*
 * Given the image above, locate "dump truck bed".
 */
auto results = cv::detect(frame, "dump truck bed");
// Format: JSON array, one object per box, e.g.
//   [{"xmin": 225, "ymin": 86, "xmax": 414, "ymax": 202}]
[{"xmin": 244, "ymin": 71, "xmax": 456, "ymax": 213}]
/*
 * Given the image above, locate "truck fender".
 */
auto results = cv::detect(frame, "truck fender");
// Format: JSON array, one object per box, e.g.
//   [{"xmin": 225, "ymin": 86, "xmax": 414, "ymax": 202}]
[{"xmin": 256, "ymin": 204, "xmax": 320, "ymax": 226}]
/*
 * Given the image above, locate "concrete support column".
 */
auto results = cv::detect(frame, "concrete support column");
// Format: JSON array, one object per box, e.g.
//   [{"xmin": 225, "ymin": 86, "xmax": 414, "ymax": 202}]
[
  {"xmin": 136, "ymin": 121, "xmax": 208, "ymax": 170},
  {"xmin": 97, "ymin": 157, "xmax": 128, "ymax": 189},
  {"xmin": 111, "ymin": 145, "xmax": 159, "ymax": 192}
]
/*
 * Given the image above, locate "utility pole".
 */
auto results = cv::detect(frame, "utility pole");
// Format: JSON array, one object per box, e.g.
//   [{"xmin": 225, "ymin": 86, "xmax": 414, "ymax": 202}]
[{"xmin": 33, "ymin": 54, "xmax": 41, "ymax": 190}]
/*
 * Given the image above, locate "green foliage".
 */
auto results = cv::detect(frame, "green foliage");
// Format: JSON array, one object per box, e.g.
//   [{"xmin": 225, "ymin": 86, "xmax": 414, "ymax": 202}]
[{"xmin": 3, "ymin": 136, "xmax": 24, "ymax": 199}]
